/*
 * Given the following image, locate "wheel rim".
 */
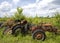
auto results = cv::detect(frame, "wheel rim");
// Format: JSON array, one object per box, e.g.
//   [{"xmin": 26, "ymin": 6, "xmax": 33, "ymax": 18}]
[
  {"xmin": 35, "ymin": 33, "xmax": 43, "ymax": 40},
  {"xmin": 3, "ymin": 30, "xmax": 12, "ymax": 35},
  {"xmin": 7, "ymin": 30, "xmax": 12, "ymax": 34}
]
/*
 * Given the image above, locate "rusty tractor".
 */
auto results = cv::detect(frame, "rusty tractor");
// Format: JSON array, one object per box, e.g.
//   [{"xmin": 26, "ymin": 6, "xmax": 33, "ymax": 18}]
[
  {"xmin": 1, "ymin": 19, "xmax": 60, "ymax": 41},
  {"xmin": 0, "ymin": 19, "xmax": 24, "ymax": 35},
  {"xmin": 11, "ymin": 21, "xmax": 60, "ymax": 41}
]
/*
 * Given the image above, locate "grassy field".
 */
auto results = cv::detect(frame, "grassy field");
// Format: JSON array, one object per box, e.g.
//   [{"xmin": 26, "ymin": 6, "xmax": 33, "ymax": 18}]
[
  {"xmin": 0, "ymin": 16, "xmax": 60, "ymax": 43},
  {"xmin": 0, "ymin": 28, "xmax": 60, "ymax": 43}
]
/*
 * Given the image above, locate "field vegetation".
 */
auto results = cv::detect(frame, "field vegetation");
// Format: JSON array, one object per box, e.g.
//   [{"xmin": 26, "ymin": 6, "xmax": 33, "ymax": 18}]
[{"xmin": 0, "ymin": 8, "xmax": 60, "ymax": 43}]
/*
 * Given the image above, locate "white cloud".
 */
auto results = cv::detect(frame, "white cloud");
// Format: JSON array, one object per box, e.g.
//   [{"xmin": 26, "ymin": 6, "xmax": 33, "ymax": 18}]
[
  {"xmin": 22, "ymin": 0, "xmax": 54, "ymax": 9},
  {"xmin": 0, "ymin": 8, "xmax": 17, "ymax": 17},
  {"xmin": 21, "ymin": 0, "xmax": 60, "ymax": 17},
  {"xmin": 0, "ymin": 0, "xmax": 60, "ymax": 17},
  {"xmin": 8, "ymin": 8, "xmax": 17, "ymax": 16},
  {"xmin": 0, "ymin": 1, "xmax": 12, "ymax": 12},
  {"xmin": 12, "ymin": 0, "xmax": 20, "ymax": 4},
  {"xmin": 9, "ymin": 9, "xmax": 17, "ymax": 13},
  {"xmin": 22, "ymin": 4, "xmax": 36, "ymax": 9},
  {"xmin": 37, "ymin": 0, "xmax": 54, "ymax": 8},
  {"xmin": 36, "ymin": 0, "xmax": 40, "ymax": 3},
  {"xmin": 0, "ymin": 1, "xmax": 19, "ymax": 17},
  {"xmin": 0, "ymin": 1, "xmax": 13, "ymax": 17}
]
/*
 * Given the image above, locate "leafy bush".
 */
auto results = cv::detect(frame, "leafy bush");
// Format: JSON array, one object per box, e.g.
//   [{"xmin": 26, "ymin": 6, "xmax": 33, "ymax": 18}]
[{"xmin": 11, "ymin": 7, "xmax": 26, "ymax": 20}]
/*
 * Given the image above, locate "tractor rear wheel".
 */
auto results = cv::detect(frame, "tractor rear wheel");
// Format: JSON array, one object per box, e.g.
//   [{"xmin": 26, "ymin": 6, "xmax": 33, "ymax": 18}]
[
  {"xmin": 12, "ymin": 25, "xmax": 22, "ymax": 36},
  {"xmin": 32, "ymin": 29, "xmax": 46, "ymax": 41}
]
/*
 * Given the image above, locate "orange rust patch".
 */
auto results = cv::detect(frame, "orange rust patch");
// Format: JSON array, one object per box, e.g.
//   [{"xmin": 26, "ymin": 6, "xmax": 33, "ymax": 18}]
[{"xmin": 35, "ymin": 33, "xmax": 42, "ymax": 39}]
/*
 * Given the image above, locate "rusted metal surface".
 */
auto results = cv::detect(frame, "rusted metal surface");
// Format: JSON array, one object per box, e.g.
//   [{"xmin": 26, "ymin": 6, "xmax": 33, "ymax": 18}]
[
  {"xmin": 2, "ymin": 19, "xmax": 28, "ymax": 35},
  {"xmin": 30, "ymin": 23, "xmax": 58, "ymax": 34},
  {"xmin": 1, "ymin": 18, "xmax": 60, "ymax": 35},
  {"xmin": 2, "ymin": 19, "xmax": 21, "ymax": 34}
]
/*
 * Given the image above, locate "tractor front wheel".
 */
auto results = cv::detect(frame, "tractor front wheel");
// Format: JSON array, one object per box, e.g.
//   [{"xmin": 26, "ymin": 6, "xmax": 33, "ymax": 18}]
[
  {"xmin": 3, "ymin": 27, "xmax": 12, "ymax": 35},
  {"xmin": 32, "ymin": 29, "xmax": 46, "ymax": 41}
]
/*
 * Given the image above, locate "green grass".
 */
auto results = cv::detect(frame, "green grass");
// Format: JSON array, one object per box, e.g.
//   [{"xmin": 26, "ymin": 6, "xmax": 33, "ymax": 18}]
[
  {"xmin": 0, "ymin": 29, "xmax": 60, "ymax": 43},
  {"xmin": 0, "ymin": 17, "xmax": 60, "ymax": 43}
]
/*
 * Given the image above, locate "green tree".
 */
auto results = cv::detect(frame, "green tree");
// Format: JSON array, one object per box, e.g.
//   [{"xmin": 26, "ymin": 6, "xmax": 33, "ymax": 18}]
[{"xmin": 11, "ymin": 7, "xmax": 26, "ymax": 20}]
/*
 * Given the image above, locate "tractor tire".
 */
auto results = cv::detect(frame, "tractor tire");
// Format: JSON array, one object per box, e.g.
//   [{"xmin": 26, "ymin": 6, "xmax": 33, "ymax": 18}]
[
  {"xmin": 32, "ymin": 29, "xmax": 46, "ymax": 41},
  {"xmin": 12, "ymin": 25, "xmax": 22, "ymax": 36},
  {"xmin": 3, "ymin": 27, "xmax": 12, "ymax": 35}
]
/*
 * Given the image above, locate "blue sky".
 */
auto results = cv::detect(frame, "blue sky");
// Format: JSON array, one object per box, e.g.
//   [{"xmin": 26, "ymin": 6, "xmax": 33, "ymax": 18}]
[{"xmin": 0, "ymin": 0, "xmax": 60, "ymax": 17}]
